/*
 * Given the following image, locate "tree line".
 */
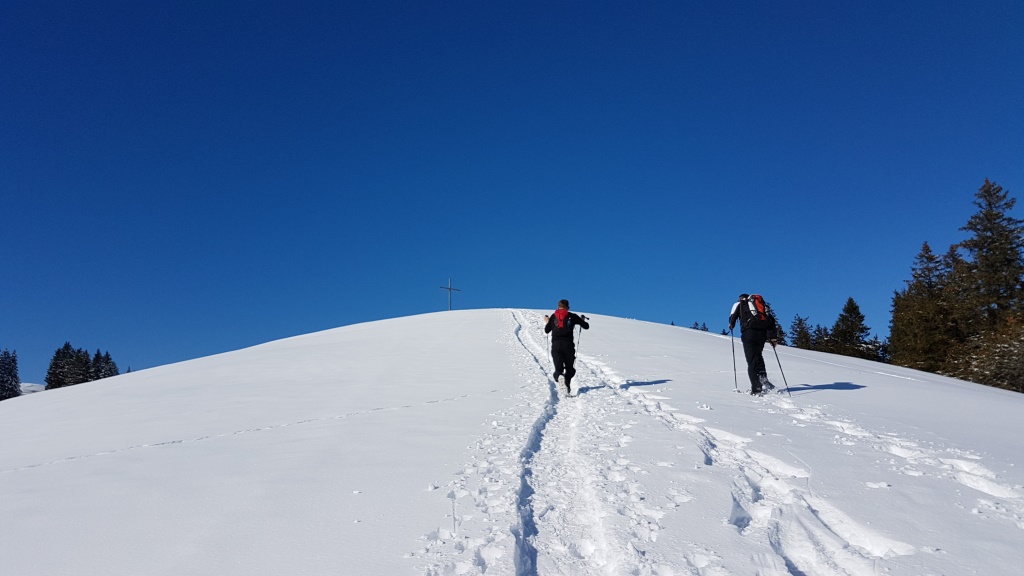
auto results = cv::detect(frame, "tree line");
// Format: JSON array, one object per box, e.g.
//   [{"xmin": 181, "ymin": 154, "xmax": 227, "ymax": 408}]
[
  {"xmin": 787, "ymin": 298, "xmax": 887, "ymax": 362},
  {"xmin": 0, "ymin": 343, "xmax": 121, "ymax": 402},
  {"xmin": 888, "ymin": 179, "xmax": 1023, "ymax": 392},
  {"xmin": 782, "ymin": 179, "xmax": 1022, "ymax": 392},
  {"xmin": 44, "ymin": 342, "xmax": 120, "ymax": 390}
]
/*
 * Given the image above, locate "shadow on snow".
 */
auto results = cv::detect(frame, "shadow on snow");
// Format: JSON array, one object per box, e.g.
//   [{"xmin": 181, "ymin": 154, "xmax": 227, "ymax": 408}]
[
  {"xmin": 787, "ymin": 381, "xmax": 866, "ymax": 394},
  {"xmin": 576, "ymin": 379, "xmax": 672, "ymax": 396}
]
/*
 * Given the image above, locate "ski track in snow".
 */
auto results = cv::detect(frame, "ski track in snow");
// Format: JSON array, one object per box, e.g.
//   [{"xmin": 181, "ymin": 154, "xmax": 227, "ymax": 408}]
[
  {"xmin": 575, "ymin": 356, "xmax": 920, "ymax": 576},
  {"xmin": 413, "ymin": 309, "xmax": 1024, "ymax": 575},
  {"xmin": 414, "ymin": 310, "xmax": 680, "ymax": 576}
]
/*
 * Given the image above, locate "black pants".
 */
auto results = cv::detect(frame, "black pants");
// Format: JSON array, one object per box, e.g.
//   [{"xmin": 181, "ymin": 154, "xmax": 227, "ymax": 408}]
[
  {"xmin": 741, "ymin": 329, "xmax": 768, "ymax": 391},
  {"xmin": 551, "ymin": 339, "xmax": 576, "ymax": 383}
]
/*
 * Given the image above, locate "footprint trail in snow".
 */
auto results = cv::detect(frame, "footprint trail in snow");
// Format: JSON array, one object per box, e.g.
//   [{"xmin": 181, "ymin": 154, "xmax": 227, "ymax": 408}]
[{"xmin": 414, "ymin": 310, "xmax": 679, "ymax": 575}]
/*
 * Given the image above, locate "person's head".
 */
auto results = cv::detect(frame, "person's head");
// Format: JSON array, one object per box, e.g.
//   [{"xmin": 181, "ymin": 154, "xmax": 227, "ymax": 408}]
[
  {"xmin": 738, "ymin": 293, "xmax": 749, "ymax": 302},
  {"xmin": 557, "ymin": 299, "xmax": 569, "ymax": 310}
]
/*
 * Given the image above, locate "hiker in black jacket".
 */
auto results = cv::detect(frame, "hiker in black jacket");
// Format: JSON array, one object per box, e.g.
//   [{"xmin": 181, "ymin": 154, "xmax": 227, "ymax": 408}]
[
  {"xmin": 729, "ymin": 293, "xmax": 779, "ymax": 395},
  {"xmin": 544, "ymin": 299, "xmax": 590, "ymax": 395}
]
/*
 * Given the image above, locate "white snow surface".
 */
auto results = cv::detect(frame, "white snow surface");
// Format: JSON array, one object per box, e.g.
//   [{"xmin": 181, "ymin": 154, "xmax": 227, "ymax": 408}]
[{"xmin": 2, "ymin": 309, "xmax": 1022, "ymax": 576}]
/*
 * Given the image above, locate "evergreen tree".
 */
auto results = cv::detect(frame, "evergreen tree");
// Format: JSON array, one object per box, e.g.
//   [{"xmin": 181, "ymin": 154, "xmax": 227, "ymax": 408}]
[
  {"xmin": 69, "ymin": 348, "xmax": 92, "ymax": 385},
  {"xmin": 45, "ymin": 342, "xmax": 75, "ymax": 390},
  {"xmin": 942, "ymin": 180, "xmax": 1024, "ymax": 389},
  {"xmin": 91, "ymin": 349, "xmax": 105, "ymax": 381},
  {"xmin": 828, "ymin": 298, "xmax": 878, "ymax": 360},
  {"xmin": 889, "ymin": 242, "xmax": 956, "ymax": 372},
  {"xmin": 45, "ymin": 342, "xmax": 92, "ymax": 389},
  {"xmin": 94, "ymin": 351, "xmax": 119, "ymax": 380},
  {"xmin": 958, "ymin": 179, "xmax": 1024, "ymax": 326},
  {"xmin": 0, "ymin": 349, "xmax": 21, "ymax": 401},
  {"xmin": 700, "ymin": 322, "xmax": 708, "ymax": 332},
  {"xmin": 811, "ymin": 324, "xmax": 831, "ymax": 351},
  {"xmin": 937, "ymin": 245, "xmax": 975, "ymax": 346},
  {"xmin": 105, "ymin": 352, "xmax": 120, "ymax": 378},
  {"xmin": 790, "ymin": 315, "xmax": 813, "ymax": 350},
  {"xmin": 872, "ymin": 336, "xmax": 891, "ymax": 364}
]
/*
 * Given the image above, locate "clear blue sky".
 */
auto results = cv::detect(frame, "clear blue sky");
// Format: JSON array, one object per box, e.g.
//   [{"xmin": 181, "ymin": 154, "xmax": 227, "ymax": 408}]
[{"xmin": 3, "ymin": 1, "xmax": 1022, "ymax": 383}]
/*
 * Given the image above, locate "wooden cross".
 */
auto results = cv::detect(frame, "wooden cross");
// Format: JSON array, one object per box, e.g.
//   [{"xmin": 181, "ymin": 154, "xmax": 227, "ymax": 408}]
[{"xmin": 439, "ymin": 278, "xmax": 461, "ymax": 311}]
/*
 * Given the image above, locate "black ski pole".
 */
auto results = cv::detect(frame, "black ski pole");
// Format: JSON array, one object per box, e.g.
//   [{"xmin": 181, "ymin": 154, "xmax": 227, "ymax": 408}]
[
  {"xmin": 772, "ymin": 345, "xmax": 792, "ymax": 397},
  {"xmin": 573, "ymin": 315, "xmax": 586, "ymax": 368},
  {"xmin": 730, "ymin": 329, "xmax": 738, "ymax": 391}
]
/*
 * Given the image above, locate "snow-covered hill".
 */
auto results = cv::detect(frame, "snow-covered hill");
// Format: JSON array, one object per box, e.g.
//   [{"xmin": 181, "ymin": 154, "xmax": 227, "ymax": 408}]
[{"xmin": 2, "ymin": 309, "xmax": 1021, "ymax": 575}]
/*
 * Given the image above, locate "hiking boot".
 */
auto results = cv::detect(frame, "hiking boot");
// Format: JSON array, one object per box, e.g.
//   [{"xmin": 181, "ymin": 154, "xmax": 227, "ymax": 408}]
[
  {"xmin": 759, "ymin": 374, "xmax": 776, "ymax": 391},
  {"xmin": 565, "ymin": 379, "xmax": 572, "ymax": 394}
]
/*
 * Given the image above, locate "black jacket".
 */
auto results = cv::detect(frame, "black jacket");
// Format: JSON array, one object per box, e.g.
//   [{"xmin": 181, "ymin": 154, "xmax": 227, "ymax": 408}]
[
  {"xmin": 545, "ymin": 311, "xmax": 590, "ymax": 342},
  {"xmin": 729, "ymin": 300, "xmax": 778, "ymax": 339}
]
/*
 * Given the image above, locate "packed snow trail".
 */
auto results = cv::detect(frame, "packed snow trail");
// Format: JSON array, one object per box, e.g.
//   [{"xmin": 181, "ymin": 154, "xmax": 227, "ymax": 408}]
[
  {"xmin": 511, "ymin": 309, "xmax": 667, "ymax": 575},
  {"xmin": 415, "ymin": 310, "xmax": 680, "ymax": 575}
]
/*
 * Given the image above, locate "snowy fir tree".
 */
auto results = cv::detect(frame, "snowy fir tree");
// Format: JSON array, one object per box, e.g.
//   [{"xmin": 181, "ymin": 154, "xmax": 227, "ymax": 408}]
[
  {"xmin": 90, "ymin": 350, "xmax": 120, "ymax": 381},
  {"xmin": 101, "ymin": 351, "xmax": 120, "ymax": 379},
  {"xmin": 45, "ymin": 343, "xmax": 92, "ymax": 390},
  {"xmin": 44, "ymin": 343, "xmax": 73, "ymax": 390},
  {"xmin": 0, "ymin": 349, "xmax": 20, "ymax": 401}
]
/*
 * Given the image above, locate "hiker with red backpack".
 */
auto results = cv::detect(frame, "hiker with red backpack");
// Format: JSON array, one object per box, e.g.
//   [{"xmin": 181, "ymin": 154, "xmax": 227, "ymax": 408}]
[
  {"xmin": 729, "ymin": 293, "xmax": 779, "ymax": 395},
  {"xmin": 544, "ymin": 299, "xmax": 590, "ymax": 395}
]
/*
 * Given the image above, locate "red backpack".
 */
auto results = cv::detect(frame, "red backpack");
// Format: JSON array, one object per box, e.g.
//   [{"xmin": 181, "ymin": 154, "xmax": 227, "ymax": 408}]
[{"xmin": 741, "ymin": 294, "xmax": 772, "ymax": 330}]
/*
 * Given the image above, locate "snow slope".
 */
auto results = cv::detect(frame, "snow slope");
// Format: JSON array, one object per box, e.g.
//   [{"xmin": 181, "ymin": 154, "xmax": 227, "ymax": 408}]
[{"xmin": 1, "ymin": 309, "xmax": 1022, "ymax": 575}]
